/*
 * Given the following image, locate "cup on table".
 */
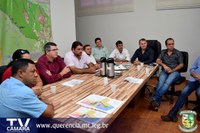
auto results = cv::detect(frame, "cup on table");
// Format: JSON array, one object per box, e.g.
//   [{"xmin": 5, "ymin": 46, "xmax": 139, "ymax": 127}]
[
  {"xmin": 140, "ymin": 62, "xmax": 144, "ymax": 67},
  {"xmin": 145, "ymin": 66, "xmax": 150, "ymax": 74},
  {"xmin": 50, "ymin": 85, "xmax": 56, "ymax": 93},
  {"xmin": 137, "ymin": 65, "xmax": 141, "ymax": 71},
  {"xmin": 110, "ymin": 84, "xmax": 117, "ymax": 92},
  {"xmin": 103, "ymin": 77, "xmax": 108, "ymax": 85}
]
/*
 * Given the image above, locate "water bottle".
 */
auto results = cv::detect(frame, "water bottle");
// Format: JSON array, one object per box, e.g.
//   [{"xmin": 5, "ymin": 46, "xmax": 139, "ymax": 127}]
[
  {"xmin": 107, "ymin": 58, "xmax": 115, "ymax": 78},
  {"xmin": 100, "ymin": 57, "xmax": 106, "ymax": 77}
]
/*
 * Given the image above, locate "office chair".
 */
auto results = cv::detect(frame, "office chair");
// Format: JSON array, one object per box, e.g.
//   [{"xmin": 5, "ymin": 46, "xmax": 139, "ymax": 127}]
[
  {"xmin": 147, "ymin": 40, "xmax": 162, "ymax": 63},
  {"xmin": 142, "ymin": 40, "xmax": 161, "ymax": 98},
  {"xmin": 0, "ymin": 65, "xmax": 7, "ymax": 84},
  {"xmin": 166, "ymin": 51, "xmax": 189, "ymax": 104},
  {"xmin": 185, "ymin": 92, "xmax": 198, "ymax": 107}
]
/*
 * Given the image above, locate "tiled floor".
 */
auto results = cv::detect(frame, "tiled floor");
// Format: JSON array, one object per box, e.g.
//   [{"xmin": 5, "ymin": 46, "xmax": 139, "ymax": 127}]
[{"xmin": 105, "ymin": 78, "xmax": 200, "ymax": 133}]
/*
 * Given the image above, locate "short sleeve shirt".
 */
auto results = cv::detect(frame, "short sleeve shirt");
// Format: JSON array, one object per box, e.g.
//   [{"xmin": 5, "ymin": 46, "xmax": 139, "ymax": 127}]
[
  {"xmin": 0, "ymin": 77, "xmax": 47, "ymax": 118},
  {"xmin": 88, "ymin": 54, "xmax": 97, "ymax": 64},
  {"xmin": 64, "ymin": 51, "xmax": 91, "ymax": 69},
  {"xmin": 109, "ymin": 48, "xmax": 130, "ymax": 61},
  {"xmin": 92, "ymin": 46, "xmax": 109, "ymax": 60},
  {"xmin": 158, "ymin": 49, "xmax": 183, "ymax": 69}
]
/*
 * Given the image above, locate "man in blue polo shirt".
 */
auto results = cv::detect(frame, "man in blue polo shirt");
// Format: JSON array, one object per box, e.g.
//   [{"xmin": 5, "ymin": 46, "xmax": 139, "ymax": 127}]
[{"xmin": 0, "ymin": 59, "xmax": 54, "ymax": 118}]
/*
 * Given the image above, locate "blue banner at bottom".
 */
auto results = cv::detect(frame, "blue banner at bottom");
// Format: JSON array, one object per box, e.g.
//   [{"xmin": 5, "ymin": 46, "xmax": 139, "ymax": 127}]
[{"xmin": 0, "ymin": 118, "xmax": 110, "ymax": 133}]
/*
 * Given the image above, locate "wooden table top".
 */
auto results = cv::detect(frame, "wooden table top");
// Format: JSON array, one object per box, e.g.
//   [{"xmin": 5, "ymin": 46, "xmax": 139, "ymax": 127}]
[{"xmin": 41, "ymin": 64, "xmax": 158, "ymax": 132}]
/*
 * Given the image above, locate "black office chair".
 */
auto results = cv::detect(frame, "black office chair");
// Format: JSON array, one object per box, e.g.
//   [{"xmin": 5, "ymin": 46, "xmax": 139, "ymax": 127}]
[
  {"xmin": 0, "ymin": 65, "xmax": 7, "ymax": 84},
  {"xmin": 147, "ymin": 40, "xmax": 162, "ymax": 63},
  {"xmin": 166, "ymin": 51, "xmax": 189, "ymax": 104},
  {"xmin": 142, "ymin": 40, "xmax": 161, "ymax": 98},
  {"xmin": 185, "ymin": 92, "xmax": 198, "ymax": 107}
]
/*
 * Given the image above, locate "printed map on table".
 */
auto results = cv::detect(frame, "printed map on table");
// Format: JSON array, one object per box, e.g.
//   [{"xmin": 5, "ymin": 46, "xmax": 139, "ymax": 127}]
[
  {"xmin": 69, "ymin": 107, "xmax": 107, "ymax": 123},
  {"xmin": 77, "ymin": 94, "xmax": 124, "ymax": 114}
]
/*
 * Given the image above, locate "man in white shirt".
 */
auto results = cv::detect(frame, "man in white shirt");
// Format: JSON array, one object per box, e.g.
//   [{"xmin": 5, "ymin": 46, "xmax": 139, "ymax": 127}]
[
  {"xmin": 83, "ymin": 44, "xmax": 100, "ymax": 69},
  {"xmin": 64, "ymin": 41, "xmax": 96, "ymax": 74},
  {"xmin": 109, "ymin": 40, "xmax": 130, "ymax": 62}
]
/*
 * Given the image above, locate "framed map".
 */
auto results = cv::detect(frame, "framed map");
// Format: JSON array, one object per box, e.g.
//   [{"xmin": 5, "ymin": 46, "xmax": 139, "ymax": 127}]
[
  {"xmin": 0, "ymin": 0, "xmax": 52, "ymax": 65},
  {"xmin": 156, "ymin": 0, "xmax": 200, "ymax": 10},
  {"xmin": 75, "ymin": 0, "xmax": 135, "ymax": 16}
]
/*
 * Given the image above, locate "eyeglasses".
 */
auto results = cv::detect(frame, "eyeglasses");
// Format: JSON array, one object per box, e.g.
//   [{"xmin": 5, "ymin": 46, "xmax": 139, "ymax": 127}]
[
  {"xmin": 167, "ymin": 43, "xmax": 174, "ymax": 45},
  {"xmin": 49, "ymin": 48, "xmax": 59, "ymax": 51}
]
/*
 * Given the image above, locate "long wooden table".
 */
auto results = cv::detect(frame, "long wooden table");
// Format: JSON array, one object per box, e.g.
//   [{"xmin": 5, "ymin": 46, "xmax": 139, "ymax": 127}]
[{"xmin": 41, "ymin": 64, "xmax": 158, "ymax": 132}]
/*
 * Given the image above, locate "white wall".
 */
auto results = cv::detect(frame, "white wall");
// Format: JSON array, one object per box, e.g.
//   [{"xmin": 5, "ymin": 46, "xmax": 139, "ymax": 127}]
[
  {"xmin": 76, "ymin": 0, "xmax": 200, "ymax": 78},
  {"xmin": 50, "ymin": 0, "xmax": 76, "ymax": 57}
]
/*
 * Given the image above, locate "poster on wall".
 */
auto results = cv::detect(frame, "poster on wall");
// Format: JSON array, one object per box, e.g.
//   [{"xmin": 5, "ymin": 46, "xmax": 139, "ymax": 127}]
[
  {"xmin": 75, "ymin": 0, "xmax": 135, "ymax": 16},
  {"xmin": 156, "ymin": 0, "xmax": 200, "ymax": 10},
  {"xmin": 0, "ymin": 0, "xmax": 52, "ymax": 65}
]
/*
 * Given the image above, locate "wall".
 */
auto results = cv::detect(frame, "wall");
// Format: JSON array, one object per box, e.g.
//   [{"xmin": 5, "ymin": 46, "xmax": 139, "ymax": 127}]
[
  {"xmin": 76, "ymin": 0, "xmax": 200, "ymax": 78},
  {"xmin": 50, "ymin": 0, "xmax": 76, "ymax": 57}
]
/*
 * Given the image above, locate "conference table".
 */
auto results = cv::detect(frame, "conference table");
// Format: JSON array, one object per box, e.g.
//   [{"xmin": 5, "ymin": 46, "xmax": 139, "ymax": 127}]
[{"xmin": 41, "ymin": 64, "xmax": 158, "ymax": 133}]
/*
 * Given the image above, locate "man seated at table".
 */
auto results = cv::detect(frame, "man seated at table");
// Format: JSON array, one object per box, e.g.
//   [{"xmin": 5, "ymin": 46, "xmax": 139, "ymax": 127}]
[
  {"xmin": 37, "ymin": 42, "xmax": 71, "ymax": 84},
  {"xmin": 150, "ymin": 38, "xmax": 183, "ymax": 111},
  {"xmin": 83, "ymin": 44, "xmax": 100, "ymax": 69},
  {"xmin": 131, "ymin": 38, "xmax": 154, "ymax": 65},
  {"xmin": 2, "ymin": 49, "xmax": 43, "ymax": 96},
  {"xmin": 92, "ymin": 37, "xmax": 109, "ymax": 63},
  {"xmin": 109, "ymin": 40, "xmax": 130, "ymax": 63},
  {"xmin": 0, "ymin": 59, "xmax": 54, "ymax": 118},
  {"xmin": 161, "ymin": 56, "xmax": 200, "ymax": 122},
  {"xmin": 64, "ymin": 41, "xmax": 96, "ymax": 74}
]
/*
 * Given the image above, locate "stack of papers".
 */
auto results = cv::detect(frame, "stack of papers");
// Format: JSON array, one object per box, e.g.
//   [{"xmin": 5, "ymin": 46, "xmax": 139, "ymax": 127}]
[
  {"xmin": 69, "ymin": 94, "xmax": 124, "ymax": 123},
  {"xmin": 62, "ymin": 79, "xmax": 84, "ymax": 87},
  {"xmin": 114, "ymin": 64, "xmax": 127, "ymax": 70},
  {"xmin": 77, "ymin": 94, "xmax": 124, "ymax": 114},
  {"xmin": 124, "ymin": 77, "xmax": 144, "ymax": 83},
  {"xmin": 69, "ymin": 107, "xmax": 107, "ymax": 123}
]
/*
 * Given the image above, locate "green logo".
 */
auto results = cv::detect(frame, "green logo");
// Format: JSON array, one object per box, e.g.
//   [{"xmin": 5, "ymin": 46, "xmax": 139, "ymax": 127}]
[{"xmin": 179, "ymin": 110, "xmax": 198, "ymax": 132}]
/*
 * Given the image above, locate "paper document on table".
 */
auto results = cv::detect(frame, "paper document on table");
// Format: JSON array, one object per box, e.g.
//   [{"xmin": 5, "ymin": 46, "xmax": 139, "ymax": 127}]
[
  {"xmin": 124, "ymin": 77, "xmax": 144, "ymax": 83},
  {"xmin": 77, "ymin": 94, "xmax": 124, "ymax": 114},
  {"xmin": 69, "ymin": 107, "xmax": 107, "ymax": 123},
  {"xmin": 114, "ymin": 64, "xmax": 127, "ymax": 70},
  {"xmin": 62, "ymin": 79, "xmax": 84, "ymax": 87}
]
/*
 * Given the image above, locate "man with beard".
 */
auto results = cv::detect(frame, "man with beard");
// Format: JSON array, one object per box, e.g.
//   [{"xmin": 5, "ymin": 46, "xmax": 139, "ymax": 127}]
[{"xmin": 64, "ymin": 41, "xmax": 96, "ymax": 74}]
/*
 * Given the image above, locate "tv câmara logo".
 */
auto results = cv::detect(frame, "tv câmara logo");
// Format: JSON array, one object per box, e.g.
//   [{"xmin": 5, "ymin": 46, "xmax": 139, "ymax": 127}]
[
  {"xmin": 6, "ymin": 118, "xmax": 30, "ymax": 132},
  {"xmin": 179, "ymin": 110, "xmax": 198, "ymax": 132}
]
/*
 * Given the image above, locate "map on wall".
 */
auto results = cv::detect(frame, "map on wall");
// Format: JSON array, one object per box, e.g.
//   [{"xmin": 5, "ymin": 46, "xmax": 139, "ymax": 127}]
[{"xmin": 0, "ymin": 0, "xmax": 52, "ymax": 65}]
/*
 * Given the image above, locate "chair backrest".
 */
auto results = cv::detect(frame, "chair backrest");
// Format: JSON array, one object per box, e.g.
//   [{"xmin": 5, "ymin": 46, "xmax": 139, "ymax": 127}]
[
  {"xmin": 0, "ymin": 65, "xmax": 7, "ymax": 84},
  {"xmin": 179, "ymin": 51, "xmax": 188, "ymax": 73},
  {"xmin": 147, "ymin": 40, "xmax": 162, "ymax": 62}
]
